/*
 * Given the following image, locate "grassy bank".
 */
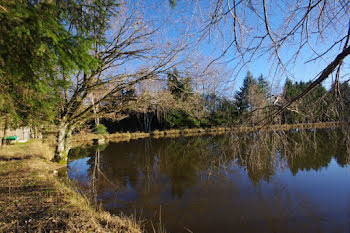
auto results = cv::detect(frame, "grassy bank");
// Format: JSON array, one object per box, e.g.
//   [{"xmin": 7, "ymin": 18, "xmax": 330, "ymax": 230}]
[{"xmin": 0, "ymin": 148, "xmax": 142, "ymax": 232}]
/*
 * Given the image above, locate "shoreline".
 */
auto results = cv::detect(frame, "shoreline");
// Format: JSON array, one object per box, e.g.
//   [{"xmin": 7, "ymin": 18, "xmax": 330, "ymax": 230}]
[
  {"xmin": 0, "ymin": 157, "xmax": 142, "ymax": 232},
  {"xmin": 72, "ymin": 121, "xmax": 343, "ymax": 145}
]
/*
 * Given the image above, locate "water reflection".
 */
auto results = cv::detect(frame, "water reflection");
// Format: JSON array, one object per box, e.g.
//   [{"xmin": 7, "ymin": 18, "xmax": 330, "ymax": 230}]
[{"xmin": 68, "ymin": 129, "xmax": 350, "ymax": 233}]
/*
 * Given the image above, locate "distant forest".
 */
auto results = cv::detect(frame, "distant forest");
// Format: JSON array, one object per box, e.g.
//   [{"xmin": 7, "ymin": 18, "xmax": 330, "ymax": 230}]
[{"xmin": 98, "ymin": 70, "xmax": 350, "ymax": 133}]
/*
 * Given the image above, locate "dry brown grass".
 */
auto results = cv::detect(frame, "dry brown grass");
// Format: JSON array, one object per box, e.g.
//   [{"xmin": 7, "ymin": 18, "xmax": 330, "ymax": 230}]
[
  {"xmin": 0, "ymin": 140, "xmax": 54, "ymax": 160},
  {"xmin": 0, "ymin": 158, "xmax": 142, "ymax": 232},
  {"xmin": 163, "ymin": 129, "xmax": 181, "ymax": 135},
  {"xmin": 43, "ymin": 133, "xmax": 58, "ymax": 147},
  {"xmin": 73, "ymin": 132, "xmax": 151, "ymax": 144},
  {"xmin": 150, "ymin": 130, "xmax": 165, "ymax": 136}
]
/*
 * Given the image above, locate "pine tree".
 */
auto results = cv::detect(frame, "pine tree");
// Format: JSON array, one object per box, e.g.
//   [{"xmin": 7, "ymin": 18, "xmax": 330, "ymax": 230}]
[
  {"xmin": 167, "ymin": 68, "xmax": 193, "ymax": 100},
  {"xmin": 257, "ymin": 74, "xmax": 270, "ymax": 97},
  {"xmin": 235, "ymin": 71, "xmax": 257, "ymax": 113}
]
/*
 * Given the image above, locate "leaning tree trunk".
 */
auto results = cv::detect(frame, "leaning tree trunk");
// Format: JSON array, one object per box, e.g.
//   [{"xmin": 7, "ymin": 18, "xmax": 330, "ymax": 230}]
[
  {"xmin": 54, "ymin": 123, "xmax": 73, "ymax": 162},
  {"xmin": 1, "ymin": 117, "xmax": 8, "ymax": 147},
  {"xmin": 65, "ymin": 128, "xmax": 72, "ymax": 157},
  {"xmin": 90, "ymin": 93, "xmax": 100, "ymax": 126}
]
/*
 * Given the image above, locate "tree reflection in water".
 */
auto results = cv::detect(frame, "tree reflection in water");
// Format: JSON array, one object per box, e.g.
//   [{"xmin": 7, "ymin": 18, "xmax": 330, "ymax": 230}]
[{"xmin": 68, "ymin": 128, "xmax": 350, "ymax": 233}]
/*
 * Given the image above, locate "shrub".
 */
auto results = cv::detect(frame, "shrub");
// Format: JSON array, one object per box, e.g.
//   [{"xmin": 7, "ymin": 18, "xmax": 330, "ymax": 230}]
[{"xmin": 94, "ymin": 124, "xmax": 107, "ymax": 135}]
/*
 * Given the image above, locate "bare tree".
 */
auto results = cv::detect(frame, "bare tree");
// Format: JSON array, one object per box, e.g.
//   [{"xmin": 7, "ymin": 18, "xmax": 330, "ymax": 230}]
[
  {"xmin": 191, "ymin": 58, "xmax": 235, "ymax": 97},
  {"xmin": 54, "ymin": 2, "xmax": 189, "ymax": 161},
  {"xmin": 246, "ymin": 84, "xmax": 269, "ymax": 124},
  {"xmin": 128, "ymin": 78, "xmax": 207, "ymax": 132},
  {"xmin": 183, "ymin": 0, "xmax": 350, "ymax": 123}
]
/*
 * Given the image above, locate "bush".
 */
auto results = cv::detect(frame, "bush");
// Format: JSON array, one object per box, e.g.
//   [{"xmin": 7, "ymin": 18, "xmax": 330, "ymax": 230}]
[{"xmin": 94, "ymin": 124, "xmax": 107, "ymax": 135}]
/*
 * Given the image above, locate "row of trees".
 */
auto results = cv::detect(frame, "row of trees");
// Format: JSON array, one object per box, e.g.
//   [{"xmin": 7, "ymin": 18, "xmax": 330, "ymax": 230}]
[
  {"xmin": 100, "ymin": 70, "xmax": 349, "ymax": 133},
  {"xmin": 282, "ymin": 80, "xmax": 350, "ymax": 124},
  {"xmin": 168, "ymin": 0, "xmax": 350, "ymax": 116}
]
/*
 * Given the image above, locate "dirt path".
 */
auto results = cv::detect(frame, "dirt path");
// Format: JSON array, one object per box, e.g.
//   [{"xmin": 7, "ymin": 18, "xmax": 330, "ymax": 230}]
[{"xmin": 0, "ymin": 158, "xmax": 141, "ymax": 233}]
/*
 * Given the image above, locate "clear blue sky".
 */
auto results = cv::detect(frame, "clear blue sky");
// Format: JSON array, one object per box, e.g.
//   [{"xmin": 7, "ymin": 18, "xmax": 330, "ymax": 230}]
[{"xmin": 138, "ymin": 0, "xmax": 350, "ymax": 94}]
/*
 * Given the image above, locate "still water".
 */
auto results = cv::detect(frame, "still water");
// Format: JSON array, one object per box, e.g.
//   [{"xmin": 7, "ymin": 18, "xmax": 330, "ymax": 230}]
[{"xmin": 68, "ymin": 129, "xmax": 350, "ymax": 233}]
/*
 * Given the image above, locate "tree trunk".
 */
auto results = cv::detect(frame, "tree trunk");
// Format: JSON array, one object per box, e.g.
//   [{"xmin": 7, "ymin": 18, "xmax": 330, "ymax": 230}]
[
  {"xmin": 144, "ymin": 113, "xmax": 152, "ymax": 133},
  {"xmin": 54, "ymin": 123, "xmax": 71, "ymax": 162},
  {"xmin": 65, "ymin": 128, "xmax": 72, "ymax": 157},
  {"xmin": 90, "ymin": 93, "xmax": 100, "ymax": 126},
  {"xmin": 1, "ymin": 117, "xmax": 8, "ymax": 147}
]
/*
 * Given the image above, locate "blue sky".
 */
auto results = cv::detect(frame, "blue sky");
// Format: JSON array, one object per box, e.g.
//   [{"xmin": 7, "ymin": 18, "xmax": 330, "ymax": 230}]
[{"xmin": 125, "ymin": 0, "xmax": 350, "ymax": 95}]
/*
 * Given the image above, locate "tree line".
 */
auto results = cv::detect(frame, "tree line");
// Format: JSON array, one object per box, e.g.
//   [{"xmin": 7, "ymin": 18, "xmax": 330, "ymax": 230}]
[{"xmin": 100, "ymin": 70, "xmax": 350, "ymax": 133}]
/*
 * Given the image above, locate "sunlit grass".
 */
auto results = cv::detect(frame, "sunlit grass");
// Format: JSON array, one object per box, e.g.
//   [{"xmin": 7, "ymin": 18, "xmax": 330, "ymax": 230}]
[{"xmin": 0, "ymin": 139, "xmax": 54, "ymax": 160}]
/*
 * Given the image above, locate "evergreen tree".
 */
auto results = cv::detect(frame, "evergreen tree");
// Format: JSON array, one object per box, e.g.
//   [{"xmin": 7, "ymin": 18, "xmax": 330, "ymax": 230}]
[
  {"xmin": 0, "ymin": 0, "xmax": 116, "ymax": 129},
  {"xmin": 282, "ymin": 79, "xmax": 329, "ymax": 123},
  {"xmin": 257, "ymin": 74, "xmax": 270, "ymax": 97},
  {"xmin": 204, "ymin": 94, "xmax": 237, "ymax": 125},
  {"xmin": 167, "ymin": 68, "xmax": 193, "ymax": 100},
  {"xmin": 165, "ymin": 69, "xmax": 204, "ymax": 128},
  {"xmin": 234, "ymin": 72, "xmax": 271, "ymax": 124},
  {"xmin": 235, "ymin": 71, "xmax": 257, "ymax": 113},
  {"xmin": 340, "ymin": 82, "xmax": 350, "ymax": 121}
]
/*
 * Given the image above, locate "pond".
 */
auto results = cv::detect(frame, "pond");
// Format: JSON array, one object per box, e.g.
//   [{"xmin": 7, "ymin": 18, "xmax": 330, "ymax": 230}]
[{"xmin": 68, "ymin": 129, "xmax": 350, "ymax": 233}]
